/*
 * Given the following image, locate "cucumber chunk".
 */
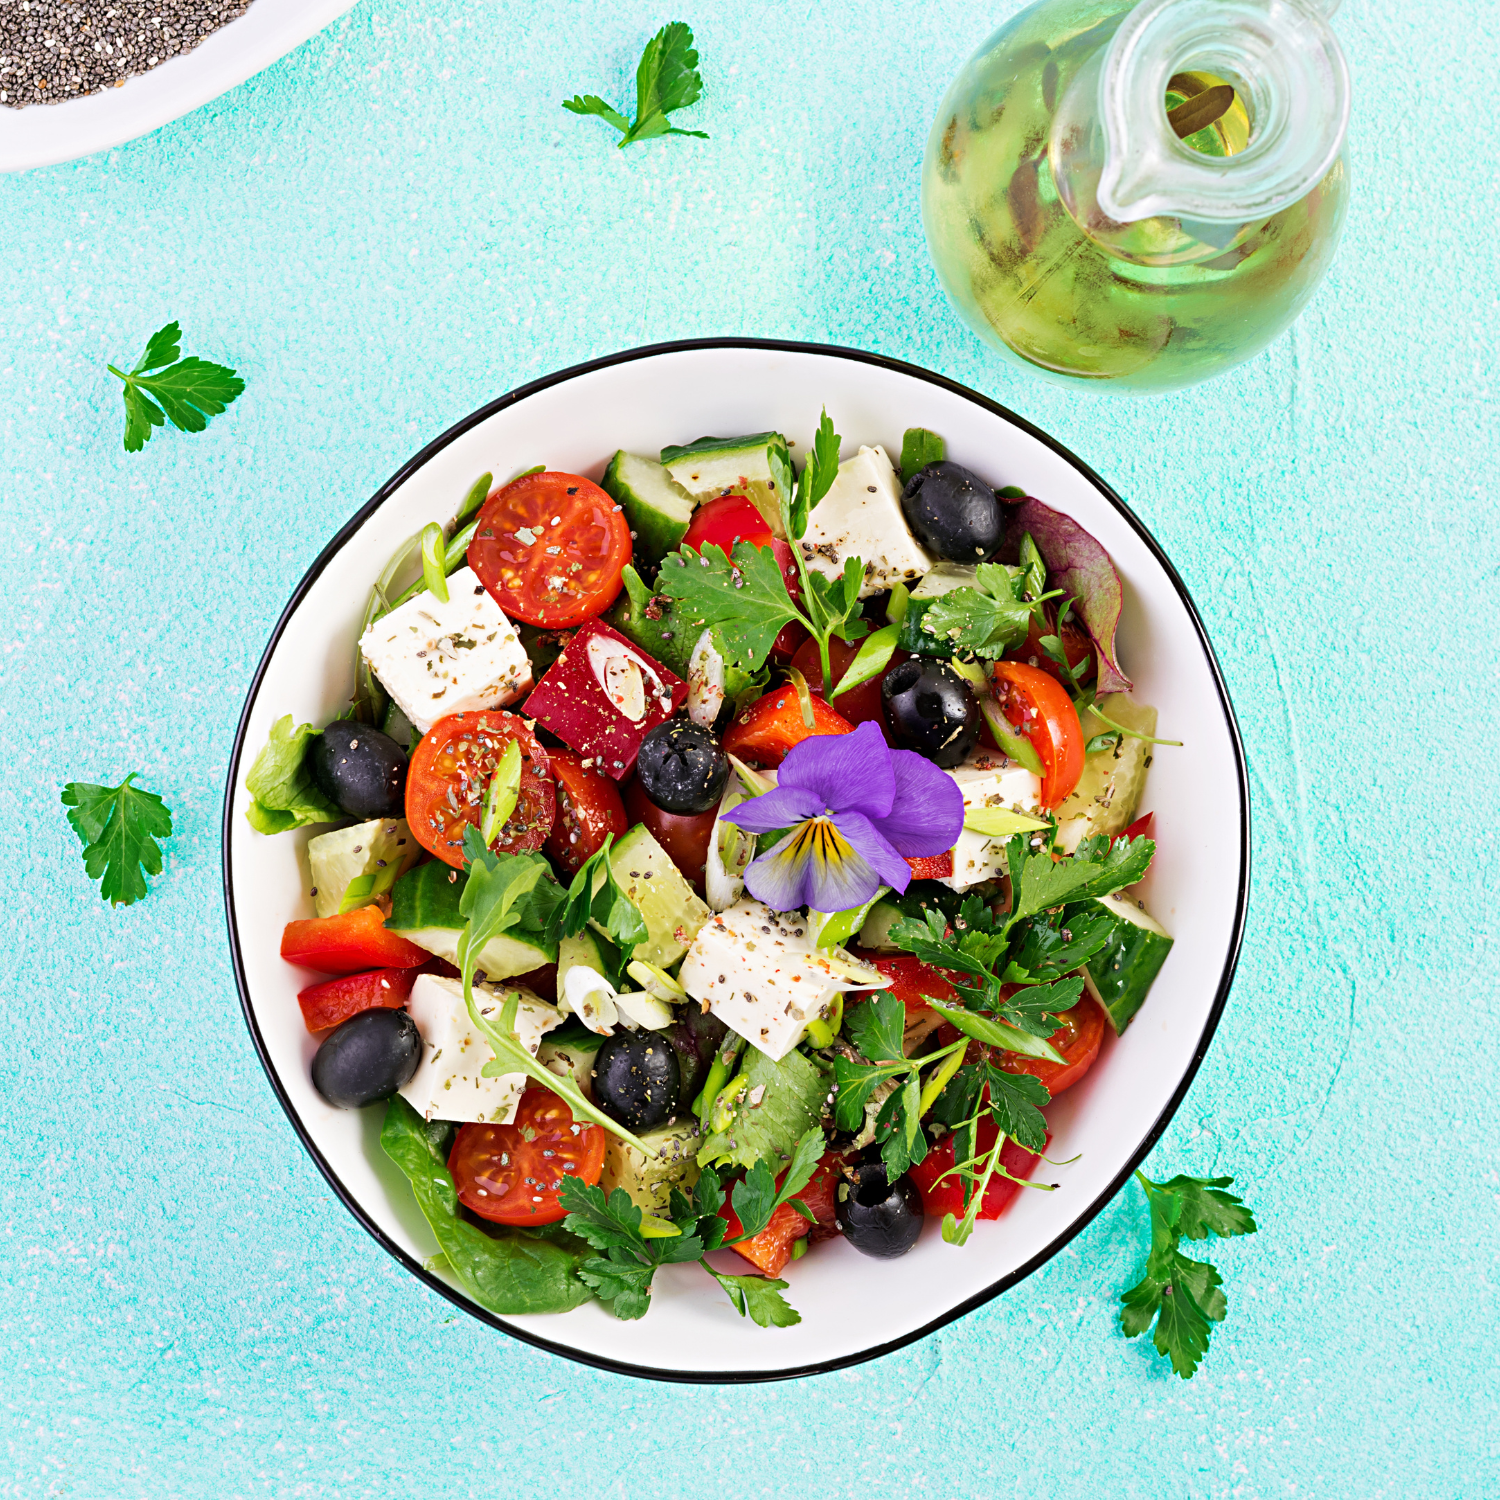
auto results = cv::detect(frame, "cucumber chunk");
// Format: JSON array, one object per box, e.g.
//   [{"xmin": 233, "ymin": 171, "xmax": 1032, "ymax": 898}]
[
  {"xmin": 1054, "ymin": 694, "xmax": 1157, "ymax": 853},
  {"xmin": 661, "ymin": 431, "xmax": 791, "ymax": 538},
  {"xmin": 388, "ymin": 859, "xmax": 555, "ymax": 976},
  {"xmin": 601, "ymin": 451, "xmax": 695, "ymax": 570},
  {"xmin": 600, "ymin": 1117, "xmax": 703, "ymax": 1213},
  {"xmin": 1076, "ymin": 892, "xmax": 1173, "ymax": 1034},
  {"xmin": 857, "ymin": 898, "xmax": 905, "ymax": 951},
  {"xmin": 604, "ymin": 824, "xmax": 711, "ymax": 969}
]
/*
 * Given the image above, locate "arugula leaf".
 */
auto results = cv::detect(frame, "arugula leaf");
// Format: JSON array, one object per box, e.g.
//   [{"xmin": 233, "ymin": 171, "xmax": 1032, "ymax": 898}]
[
  {"xmin": 708, "ymin": 1270, "xmax": 801, "ymax": 1328},
  {"xmin": 919, "ymin": 564, "xmax": 1038, "ymax": 659},
  {"xmin": 242, "ymin": 715, "xmax": 341, "ymax": 834},
  {"xmin": 656, "ymin": 541, "xmax": 801, "ymax": 672},
  {"xmin": 981, "ymin": 1066, "xmax": 1051, "ymax": 1153},
  {"xmin": 381, "ymin": 1097, "xmax": 592, "ymax": 1315},
  {"xmin": 899, "ymin": 427, "xmax": 946, "ymax": 487},
  {"xmin": 563, "ymin": 21, "xmax": 708, "ymax": 147},
  {"xmin": 108, "ymin": 320, "xmax": 244, "ymax": 452},
  {"xmin": 61, "ymin": 774, "xmax": 173, "ymax": 907},
  {"xmin": 844, "ymin": 991, "xmax": 907, "ymax": 1063},
  {"xmin": 1121, "ymin": 1171, "xmax": 1257, "ymax": 1378}
]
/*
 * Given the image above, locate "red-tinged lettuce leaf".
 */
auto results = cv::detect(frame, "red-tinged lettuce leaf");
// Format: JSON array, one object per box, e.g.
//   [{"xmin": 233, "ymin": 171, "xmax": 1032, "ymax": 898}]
[{"xmin": 1006, "ymin": 499, "xmax": 1131, "ymax": 693}]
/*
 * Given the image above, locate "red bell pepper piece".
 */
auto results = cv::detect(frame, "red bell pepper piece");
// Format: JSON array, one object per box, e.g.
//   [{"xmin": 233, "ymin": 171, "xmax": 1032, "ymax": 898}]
[
  {"xmin": 296, "ymin": 957, "xmax": 458, "ymax": 1032},
  {"xmin": 904, "ymin": 851, "xmax": 954, "ymax": 880},
  {"xmin": 522, "ymin": 619, "xmax": 686, "ymax": 781},
  {"xmin": 720, "ymin": 688, "xmax": 853, "ymax": 768},
  {"xmin": 1119, "ymin": 811, "xmax": 1155, "ymax": 844},
  {"xmin": 280, "ymin": 906, "xmax": 432, "ymax": 975},
  {"xmin": 908, "ymin": 1123, "xmax": 1048, "ymax": 1221},
  {"xmin": 719, "ymin": 1153, "xmax": 844, "ymax": 1275}
]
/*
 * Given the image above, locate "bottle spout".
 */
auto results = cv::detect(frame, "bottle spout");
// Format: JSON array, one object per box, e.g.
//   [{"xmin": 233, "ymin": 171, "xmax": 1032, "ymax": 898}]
[{"xmin": 1086, "ymin": 0, "xmax": 1350, "ymax": 226}]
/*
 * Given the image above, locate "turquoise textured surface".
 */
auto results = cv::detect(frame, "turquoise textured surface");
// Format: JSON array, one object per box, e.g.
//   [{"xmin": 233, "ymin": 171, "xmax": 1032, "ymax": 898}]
[{"xmin": 2, "ymin": 1, "xmax": 1497, "ymax": 1494}]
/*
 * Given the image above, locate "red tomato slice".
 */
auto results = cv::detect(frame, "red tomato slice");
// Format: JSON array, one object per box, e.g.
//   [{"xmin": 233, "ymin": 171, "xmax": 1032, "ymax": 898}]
[
  {"xmin": 853, "ymin": 953, "xmax": 959, "ymax": 1012},
  {"xmin": 989, "ymin": 660, "xmax": 1085, "ymax": 809},
  {"xmin": 721, "ymin": 688, "xmax": 854, "ymax": 768},
  {"xmin": 1011, "ymin": 610, "xmax": 1095, "ymax": 687},
  {"xmin": 467, "ymin": 471, "xmax": 632, "ymax": 628},
  {"xmin": 994, "ymin": 991, "xmax": 1106, "ymax": 1095},
  {"xmin": 790, "ymin": 634, "xmax": 904, "ymax": 739},
  {"xmin": 908, "ymin": 1122, "xmax": 1047, "ymax": 1221},
  {"xmin": 545, "ymin": 750, "xmax": 628, "ymax": 874},
  {"xmin": 682, "ymin": 493, "xmax": 771, "ymax": 554},
  {"xmin": 406, "ymin": 711, "xmax": 556, "ymax": 868},
  {"xmin": 448, "ymin": 1087, "xmax": 606, "ymax": 1226},
  {"xmin": 280, "ymin": 907, "xmax": 432, "ymax": 974},
  {"xmin": 720, "ymin": 1153, "xmax": 845, "ymax": 1274},
  {"xmin": 623, "ymin": 777, "xmax": 715, "ymax": 895}
]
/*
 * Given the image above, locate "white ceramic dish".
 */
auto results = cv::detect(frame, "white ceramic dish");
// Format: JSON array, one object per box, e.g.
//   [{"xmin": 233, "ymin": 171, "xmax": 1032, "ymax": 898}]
[
  {"xmin": 222, "ymin": 340, "xmax": 1248, "ymax": 1383},
  {"xmin": 0, "ymin": 0, "xmax": 357, "ymax": 173}
]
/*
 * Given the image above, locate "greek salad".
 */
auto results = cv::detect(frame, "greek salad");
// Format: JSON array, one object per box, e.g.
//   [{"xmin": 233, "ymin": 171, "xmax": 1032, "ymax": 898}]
[{"xmin": 246, "ymin": 417, "xmax": 1177, "ymax": 1328}]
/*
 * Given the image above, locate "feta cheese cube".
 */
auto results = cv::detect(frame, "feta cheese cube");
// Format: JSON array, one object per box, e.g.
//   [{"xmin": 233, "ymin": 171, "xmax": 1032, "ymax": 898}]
[
  {"xmin": 358, "ymin": 566, "xmax": 532, "ymax": 734},
  {"xmin": 940, "ymin": 753, "xmax": 1045, "ymax": 891},
  {"xmin": 679, "ymin": 898, "xmax": 886, "ymax": 1060},
  {"xmin": 798, "ymin": 445, "xmax": 933, "ymax": 598},
  {"xmin": 399, "ymin": 974, "xmax": 562, "ymax": 1124}
]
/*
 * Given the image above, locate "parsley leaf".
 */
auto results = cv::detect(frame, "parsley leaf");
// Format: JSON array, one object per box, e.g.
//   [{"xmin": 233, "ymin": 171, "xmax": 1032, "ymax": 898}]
[
  {"xmin": 563, "ymin": 21, "xmax": 708, "ymax": 147},
  {"xmin": 708, "ymin": 1270, "xmax": 801, "ymax": 1328},
  {"xmin": 656, "ymin": 540, "xmax": 800, "ymax": 672},
  {"xmin": 107, "ymin": 320, "xmax": 244, "ymax": 453},
  {"xmin": 61, "ymin": 774, "xmax": 174, "ymax": 907},
  {"xmin": 552, "ymin": 834, "xmax": 648, "ymax": 955},
  {"xmin": 843, "ymin": 990, "xmax": 907, "ymax": 1063},
  {"xmin": 899, "ymin": 427, "xmax": 946, "ymax": 487},
  {"xmin": 1006, "ymin": 833, "xmax": 1155, "ymax": 926},
  {"xmin": 788, "ymin": 409, "xmax": 841, "ymax": 540},
  {"xmin": 726, "ymin": 1127, "xmax": 825, "ymax": 1241},
  {"xmin": 1120, "ymin": 1171, "xmax": 1258, "ymax": 1378},
  {"xmin": 919, "ymin": 564, "xmax": 1039, "ymax": 659}
]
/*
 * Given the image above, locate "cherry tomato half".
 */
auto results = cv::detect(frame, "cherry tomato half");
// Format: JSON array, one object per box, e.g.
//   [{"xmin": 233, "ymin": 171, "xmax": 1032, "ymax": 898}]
[
  {"xmin": 790, "ymin": 634, "xmax": 905, "ymax": 739},
  {"xmin": 908, "ymin": 1122, "xmax": 1046, "ymax": 1222},
  {"xmin": 624, "ymin": 776, "xmax": 715, "ymax": 895},
  {"xmin": 449, "ymin": 1087, "xmax": 606, "ymax": 1226},
  {"xmin": 988, "ymin": 660, "xmax": 1085, "ymax": 809},
  {"xmin": 682, "ymin": 494, "xmax": 770, "ymax": 554},
  {"xmin": 994, "ymin": 990, "xmax": 1106, "ymax": 1095},
  {"xmin": 545, "ymin": 750, "xmax": 628, "ymax": 875},
  {"xmin": 467, "ymin": 471, "xmax": 631, "ymax": 628},
  {"xmin": 406, "ymin": 711, "xmax": 556, "ymax": 869},
  {"xmin": 721, "ymin": 688, "xmax": 854, "ymax": 769},
  {"xmin": 1011, "ymin": 610, "xmax": 1095, "ymax": 687}
]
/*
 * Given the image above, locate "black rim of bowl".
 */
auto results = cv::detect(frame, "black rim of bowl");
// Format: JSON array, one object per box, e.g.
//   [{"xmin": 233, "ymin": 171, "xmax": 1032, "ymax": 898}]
[{"xmin": 221, "ymin": 337, "xmax": 1251, "ymax": 1386}]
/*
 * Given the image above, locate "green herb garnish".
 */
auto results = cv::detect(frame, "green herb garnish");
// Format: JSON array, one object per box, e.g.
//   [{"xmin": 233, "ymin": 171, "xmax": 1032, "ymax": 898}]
[
  {"xmin": 563, "ymin": 21, "xmax": 708, "ymax": 147},
  {"xmin": 108, "ymin": 320, "xmax": 244, "ymax": 453},
  {"xmin": 61, "ymin": 774, "xmax": 174, "ymax": 907}
]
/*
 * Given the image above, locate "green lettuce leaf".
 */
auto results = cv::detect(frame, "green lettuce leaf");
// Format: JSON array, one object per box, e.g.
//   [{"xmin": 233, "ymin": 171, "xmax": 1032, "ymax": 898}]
[
  {"xmin": 697, "ymin": 1047, "xmax": 826, "ymax": 1171},
  {"xmin": 243, "ymin": 715, "xmax": 340, "ymax": 833}
]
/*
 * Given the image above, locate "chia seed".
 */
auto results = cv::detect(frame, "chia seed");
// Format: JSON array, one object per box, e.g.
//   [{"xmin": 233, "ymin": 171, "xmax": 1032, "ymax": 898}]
[{"xmin": 1, "ymin": 0, "xmax": 254, "ymax": 109}]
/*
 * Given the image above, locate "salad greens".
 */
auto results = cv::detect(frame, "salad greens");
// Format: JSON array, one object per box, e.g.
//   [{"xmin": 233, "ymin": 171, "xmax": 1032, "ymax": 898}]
[
  {"xmin": 1121, "ymin": 1172, "xmax": 1258, "ymax": 1378},
  {"xmin": 61, "ymin": 773, "xmax": 174, "ymax": 907},
  {"xmin": 919, "ymin": 562, "xmax": 1052, "ymax": 659},
  {"xmin": 697, "ymin": 1046, "xmax": 825, "ymax": 1170},
  {"xmin": 243, "ymin": 715, "xmax": 341, "ymax": 834},
  {"xmin": 898, "ymin": 426, "xmax": 946, "ymax": 487},
  {"xmin": 381, "ymin": 1097, "xmax": 593, "ymax": 1315},
  {"xmin": 108, "ymin": 320, "xmax": 244, "ymax": 453},
  {"xmin": 564, "ymin": 21, "xmax": 708, "ymax": 148}
]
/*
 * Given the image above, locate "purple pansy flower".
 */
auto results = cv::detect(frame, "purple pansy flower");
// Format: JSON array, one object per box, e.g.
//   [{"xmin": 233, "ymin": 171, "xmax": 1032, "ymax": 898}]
[{"xmin": 724, "ymin": 720, "xmax": 965, "ymax": 914}]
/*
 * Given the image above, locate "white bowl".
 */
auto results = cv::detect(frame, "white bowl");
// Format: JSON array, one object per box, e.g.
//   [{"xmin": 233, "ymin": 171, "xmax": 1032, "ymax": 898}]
[
  {"xmin": 0, "ymin": 0, "xmax": 357, "ymax": 173},
  {"xmin": 222, "ymin": 340, "xmax": 1248, "ymax": 1383}
]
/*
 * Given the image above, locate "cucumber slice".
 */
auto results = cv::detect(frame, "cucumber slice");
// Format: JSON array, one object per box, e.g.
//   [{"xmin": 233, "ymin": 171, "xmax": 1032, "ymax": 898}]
[
  {"xmin": 537, "ymin": 1031, "xmax": 604, "ymax": 1099},
  {"xmin": 857, "ymin": 898, "xmax": 905, "ymax": 951},
  {"xmin": 661, "ymin": 431, "xmax": 791, "ymax": 538},
  {"xmin": 911, "ymin": 562, "xmax": 981, "ymax": 599},
  {"xmin": 1077, "ymin": 892, "xmax": 1173, "ymax": 1034},
  {"xmin": 601, "ymin": 451, "xmax": 695, "ymax": 569},
  {"xmin": 604, "ymin": 823, "xmax": 711, "ymax": 968},
  {"xmin": 1054, "ymin": 694, "xmax": 1157, "ymax": 853},
  {"xmin": 388, "ymin": 859, "xmax": 555, "ymax": 975}
]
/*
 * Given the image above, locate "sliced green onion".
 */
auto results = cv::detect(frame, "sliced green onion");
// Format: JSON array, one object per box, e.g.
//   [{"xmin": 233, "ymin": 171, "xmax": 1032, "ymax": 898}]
[
  {"xmin": 420, "ymin": 523, "xmax": 449, "ymax": 604},
  {"xmin": 626, "ymin": 959, "xmax": 688, "ymax": 1002},
  {"xmin": 784, "ymin": 666, "xmax": 816, "ymax": 729},
  {"xmin": 506, "ymin": 463, "xmax": 546, "ymax": 484},
  {"xmin": 336, "ymin": 859, "xmax": 403, "ymax": 914},
  {"xmin": 918, "ymin": 1038, "xmax": 970, "ymax": 1117},
  {"xmin": 828, "ymin": 623, "xmax": 899, "ymax": 701},
  {"xmin": 454, "ymin": 471, "xmax": 493, "ymax": 526},
  {"xmin": 804, "ymin": 993, "xmax": 845, "ymax": 1048},
  {"xmin": 929, "ymin": 1000, "xmax": 1065, "ymax": 1064},
  {"xmin": 808, "ymin": 887, "xmax": 889, "ymax": 950},
  {"xmin": 886, "ymin": 581, "xmax": 911, "ymax": 629},
  {"xmin": 962, "ymin": 807, "xmax": 1051, "ymax": 837},
  {"xmin": 480, "ymin": 740, "xmax": 522, "ymax": 845},
  {"xmin": 948, "ymin": 658, "xmax": 1044, "ymax": 776},
  {"xmin": 639, "ymin": 1214, "xmax": 682, "ymax": 1239},
  {"xmin": 728, "ymin": 755, "xmax": 775, "ymax": 797}
]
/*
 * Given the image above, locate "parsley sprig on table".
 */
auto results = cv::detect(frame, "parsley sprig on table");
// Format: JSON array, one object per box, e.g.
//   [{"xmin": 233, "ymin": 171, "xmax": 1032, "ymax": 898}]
[
  {"xmin": 107, "ymin": 320, "xmax": 244, "ymax": 452},
  {"xmin": 564, "ymin": 22, "xmax": 708, "ymax": 147},
  {"xmin": 1122, "ymin": 1172, "xmax": 1258, "ymax": 1378},
  {"xmin": 61, "ymin": 774, "xmax": 174, "ymax": 906},
  {"xmin": 656, "ymin": 409, "xmax": 880, "ymax": 692},
  {"xmin": 558, "ymin": 1127, "xmax": 825, "ymax": 1325}
]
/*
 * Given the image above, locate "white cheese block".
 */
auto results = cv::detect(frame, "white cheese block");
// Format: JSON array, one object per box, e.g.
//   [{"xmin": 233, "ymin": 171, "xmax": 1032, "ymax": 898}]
[
  {"xmin": 679, "ymin": 898, "xmax": 886, "ymax": 1061},
  {"xmin": 940, "ymin": 753, "xmax": 1045, "ymax": 891},
  {"xmin": 358, "ymin": 566, "xmax": 532, "ymax": 734},
  {"xmin": 798, "ymin": 445, "xmax": 934, "ymax": 598},
  {"xmin": 399, "ymin": 975, "xmax": 562, "ymax": 1125}
]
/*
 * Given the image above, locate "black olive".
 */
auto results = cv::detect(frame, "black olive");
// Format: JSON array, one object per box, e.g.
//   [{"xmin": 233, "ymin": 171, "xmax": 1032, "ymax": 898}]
[
  {"xmin": 310, "ymin": 724, "xmax": 408, "ymax": 818},
  {"xmin": 901, "ymin": 461, "xmax": 1005, "ymax": 562},
  {"xmin": 836, "ymin": 1161, "xmax": 924, "ymax": 1258},
  {"xmin": 635, "ymin": 720, "xmax": 729, "ymax": 815},
  {"xmin": 881, "ymin": 658, "xmax": 979, "ymax": 768},
  {"xmin": 666, "ymin": 1007, "xmax": 729, "ymax": 1102},
  {"xmin": 591, "ymin": 1031, "xmax": 681, "ymax": 1131},
  {"xmin": 311, "ymin": 1008, "xmax": 422, "ymax": 1109}
]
